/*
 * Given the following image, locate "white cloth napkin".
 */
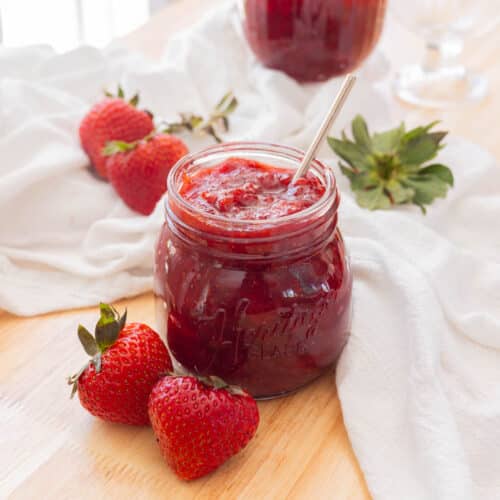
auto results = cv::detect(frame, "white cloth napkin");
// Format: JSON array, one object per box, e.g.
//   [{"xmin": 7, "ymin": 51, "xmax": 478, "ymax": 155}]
[
  {"xmin": 1, "ymin": 2, "xmax": 499, "ymax": 499},
  {"xmin": 0, "ymin": 4, "xmax": 389, "ymax": 317},
  {"xmin": 337, "ymin": 139, "xmax": 500, "ymax": 500}
]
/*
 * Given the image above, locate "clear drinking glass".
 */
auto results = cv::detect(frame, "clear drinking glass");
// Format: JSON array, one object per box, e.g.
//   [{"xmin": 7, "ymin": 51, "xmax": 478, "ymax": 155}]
[{"xmin": 391, "ymin": 0, "xmax": 500, "ymax": 108}]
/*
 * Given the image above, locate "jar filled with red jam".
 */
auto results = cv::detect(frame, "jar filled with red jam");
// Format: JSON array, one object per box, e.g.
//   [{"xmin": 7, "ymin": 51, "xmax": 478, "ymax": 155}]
[
  {"xmin": 241, "ymin": 0, "xmax": 387, "ymax": 82},
  {"xmin": 154, "ymin": 142, "xmax": 352, "ymax": 399}
]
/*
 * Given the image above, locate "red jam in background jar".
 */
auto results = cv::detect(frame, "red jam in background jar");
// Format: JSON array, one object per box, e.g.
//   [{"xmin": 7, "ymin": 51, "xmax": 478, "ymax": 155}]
[
  {"xmin": 242, "ymin": 0, "xmax": 387, "ymax": 82},
  {"xmin": 155, "ymin": 143, "xmax": 352, "ymax": 399}
]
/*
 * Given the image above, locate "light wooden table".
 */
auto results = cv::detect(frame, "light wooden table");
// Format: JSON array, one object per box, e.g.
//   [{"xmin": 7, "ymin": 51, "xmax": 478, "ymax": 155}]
[{"xmin": 2, "ymin": 1, "xmax": 499, "ymax": 499}]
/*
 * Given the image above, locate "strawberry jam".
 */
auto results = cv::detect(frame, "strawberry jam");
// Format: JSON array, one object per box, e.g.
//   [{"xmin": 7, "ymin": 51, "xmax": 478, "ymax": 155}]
[
  {"xmin": 242, "ymin": 0, "xmax": 387, "ymax": 82},
  {"xmin": 179, "ymin": 157, "xmax": 325, "ymax": 220},
  {"xmin": 154, "ymin": 143, "xmax": 352, "ymax": 398}
]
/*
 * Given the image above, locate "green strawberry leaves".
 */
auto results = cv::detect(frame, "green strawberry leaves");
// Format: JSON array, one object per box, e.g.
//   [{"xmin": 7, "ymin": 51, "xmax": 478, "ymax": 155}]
[
  {"xmin": 161, "ymin": 91, "xmax": 238, "ymax": 143},
  {"xmin": 372, "ymin": 123, "xmax": 405, "ymax": 154},
  {"xmin": 329, "ymin": 115, "xmax": 454, "ymax": 213},
  {"xmin": 418, "ymin": 163, "xmax": 454, "ymax": 185},
  {"xmin": 78, "ymin": 325, "xmax": 98, "ymax": 356},
  {"xmin": 102, "ymin": 140, "xmax": 138, "ymax": 156},
  {"xmin": 197, "ymin": 375, "xmax": 247, "ymax": 397},
  {"xmin": 402, "ymin": 170, "xmax": 452, "ymax": 214},
  {"xmin": 398, "ymin": 127, "xmax": 444, "ymax": 165},
  {"xmin": 351, "ymin": 115, "xmax": 372, "ymax": 151},
  {"xmin": 128, "ymin": 93, "xmax": 140, "ymax": 107},
  {"xmin": 355, "ymin": 186, "xmax": 391, "ymax": 210},
  {"xmin": 104, "ymin": 85, "xmax": 140, "ymax": 107},
  {"xmin": 328, "ymin": 136, "xmax": 370, "ymax": 171},
  {"xmin": 95, "ymin": 303, "xmax": 126, "ymax": 352},
  {"xmin": 67, "ymin": 303, "xmax": 127, "ymax": 398}
]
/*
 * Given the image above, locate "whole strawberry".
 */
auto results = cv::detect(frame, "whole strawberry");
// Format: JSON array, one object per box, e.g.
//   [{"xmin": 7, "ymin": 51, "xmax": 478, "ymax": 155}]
[
  {"xmin": 68, "ymin": 303, "xmax": 172, "ymax": 425},
  {"xmin": 79, "ymin": 86, "xmax": 154, "ymax": 179},
  {"xmin": 104, "ymin": 133, "xmax": 188, "ymax": 215},
  {"xmin": 148, "ymin": 376, "xmax": 259, "ymax": 480}
]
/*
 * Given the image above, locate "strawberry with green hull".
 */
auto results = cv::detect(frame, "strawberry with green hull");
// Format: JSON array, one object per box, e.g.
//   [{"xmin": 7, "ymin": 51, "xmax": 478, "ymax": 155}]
[
  {"xmin": 104, "ymin": 133, "xmax": 189, "ymax": 215},
  {"xmin": 79, "ymin": 86, "xmax": 154, "ymax": 179},
  {"xmin": 68, "ymin": 303, "xmax": 172, "ymax": 426},
  {"xmin": 100, "ymin": 91, "xmax": 241, "ymax": 216},
  {"xmin": 148, "ymin": 375, "xmax": 259, "ymax": 480},
  {"xmin": 329, "ymin": 115, "xmax": 454, "ymax": 213}
]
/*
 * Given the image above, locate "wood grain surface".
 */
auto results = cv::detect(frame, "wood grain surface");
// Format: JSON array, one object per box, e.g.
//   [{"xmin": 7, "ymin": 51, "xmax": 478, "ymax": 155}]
[
  {"xmin": 2, "ymin": 0, "xmax": 499, "ymax": 499},
  {"xmin": 0, "ymin": 294, "xmax": 369, "ymax": 499}
]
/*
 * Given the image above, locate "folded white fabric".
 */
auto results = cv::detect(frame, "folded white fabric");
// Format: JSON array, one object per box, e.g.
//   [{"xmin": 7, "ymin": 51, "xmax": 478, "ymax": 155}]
[
  {"xmin": 337, "ymin": 138, "xmax": 500, "ymax": 500},
  {"xmin": 0, "ymin": 4, "xmax": 389, "ymax": 316},
  {"xmin": 0, "ymin": 3, "xmax": 499, "ymax": 499}
]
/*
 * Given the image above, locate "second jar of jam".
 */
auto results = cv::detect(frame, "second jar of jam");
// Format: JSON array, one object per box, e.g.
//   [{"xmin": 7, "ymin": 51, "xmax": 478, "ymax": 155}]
[
  {"xmin": 241, "ymin": 0, "xmax": 387, "ymax": 82},
  {"xmin": 154, "ymin": 142, "xmax": 352, "ymax": 399}
]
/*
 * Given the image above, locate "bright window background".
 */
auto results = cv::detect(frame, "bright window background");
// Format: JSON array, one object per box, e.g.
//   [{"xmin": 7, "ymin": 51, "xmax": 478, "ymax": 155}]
[{"xmin": 0, "ymin": 0, "xmax": 169, "ymax": 52}]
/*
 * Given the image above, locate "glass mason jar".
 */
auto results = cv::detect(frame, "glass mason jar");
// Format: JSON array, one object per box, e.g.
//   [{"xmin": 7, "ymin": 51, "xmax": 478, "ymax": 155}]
[
  {"xmin": 241, "ymin": 0, "xmax": 387, "ymax": 82},
  {"xmin": 154, "ymin": 142, "xmax": 352, "ymax": 399}
]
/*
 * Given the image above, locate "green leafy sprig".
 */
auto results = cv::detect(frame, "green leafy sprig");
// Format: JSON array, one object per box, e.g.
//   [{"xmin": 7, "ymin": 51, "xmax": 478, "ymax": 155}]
[
  {"xmin": 161, "ymin": 91, "xmax": 238, "ymax": 143},
  {"xmin": 328, "ymin": 115, "xmax": 454, "ymax": 213}
]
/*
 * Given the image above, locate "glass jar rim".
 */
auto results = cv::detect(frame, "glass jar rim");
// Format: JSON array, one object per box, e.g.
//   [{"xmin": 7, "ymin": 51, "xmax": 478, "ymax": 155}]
[{"xmin": 165, "ymin": 141, "xmax": 338, "ymax": 232}]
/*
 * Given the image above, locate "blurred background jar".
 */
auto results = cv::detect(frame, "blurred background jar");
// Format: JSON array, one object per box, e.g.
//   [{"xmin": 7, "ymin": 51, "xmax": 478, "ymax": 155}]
[{"xmin": 241, "ymin": 0, "xmax": 387, "ymax": 82}]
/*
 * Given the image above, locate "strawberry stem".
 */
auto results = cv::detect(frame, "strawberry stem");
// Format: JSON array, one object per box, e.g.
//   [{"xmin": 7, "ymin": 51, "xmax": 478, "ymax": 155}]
[
  {"xmin": 160, "ymin": 91, "xmax": 238, "ymax": 143},
  {"xmin": 67, "ymin": 303, "xmax": 126, "ymax": 398},
  {"xmin": 102, "ymin": 130, "xmax": 157, "ymax": 156}
]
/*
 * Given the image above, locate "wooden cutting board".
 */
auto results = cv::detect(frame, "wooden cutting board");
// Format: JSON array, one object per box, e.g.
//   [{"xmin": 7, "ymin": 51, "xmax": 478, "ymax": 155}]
[{"xmin": 0, "ymin": 293, "xmax": 370, "ymax": 499}]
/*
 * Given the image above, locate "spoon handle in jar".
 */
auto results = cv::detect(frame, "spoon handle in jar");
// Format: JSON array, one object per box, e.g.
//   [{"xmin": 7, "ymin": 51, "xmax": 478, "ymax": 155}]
[{"xmin": 292, "ymin": 74, "xmax": 356, "ymax": 183}]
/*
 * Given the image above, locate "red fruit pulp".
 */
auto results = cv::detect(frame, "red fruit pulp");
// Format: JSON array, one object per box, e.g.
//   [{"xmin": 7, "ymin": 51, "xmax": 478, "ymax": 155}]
[
  {"xmin": 155, "ymin": 154, "xmax": 352, "ymax": 398},
  {"xmin": 179, "ymin": 157, "xmax": 325, "ymax": 220},
  {"xmin": 243, "ymin": 0, "xmax": 387, "ymax": 82}
]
